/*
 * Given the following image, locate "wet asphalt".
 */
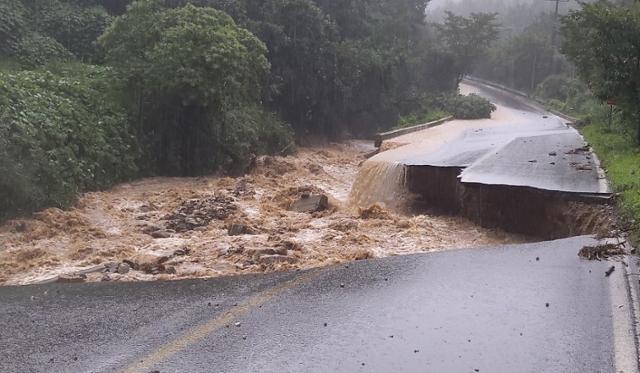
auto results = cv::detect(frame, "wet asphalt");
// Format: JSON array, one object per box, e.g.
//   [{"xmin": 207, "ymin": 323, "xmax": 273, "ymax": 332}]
[
  {"xmin": 0, "ymin": 236, "xmax": 636, "ymax": 372},
  {"xmin": 402, "ymin": 80, "xmax": 611, "ymax": 195}
]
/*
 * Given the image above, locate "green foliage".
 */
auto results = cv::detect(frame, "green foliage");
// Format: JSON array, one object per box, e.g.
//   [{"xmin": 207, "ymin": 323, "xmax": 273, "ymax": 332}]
[
  {"xmin": 100, "ymin": 1, "xmax": 285, "ymax": 175},
  {"xmin": 221, "ymin": 106, "xmax": 295, "ymax": 173},
  {"xmin": 0, "ymin": 1, "xmax": 27, "ymax": 55},
  {"xmin": 0, "ymin": 65, "xmax": 137, "ymax": 219},
  {"xmin": 445, "ymin": 93, "xmax": 496, "ymax": 119},
  {"xmin": 582, "ymin": 124, "xmax": 640, "ymax": 243},
  {"xmin": 15, "ymin": 33, "xmax": 73, "ymax": 68},
  {"xmin": 37, "ymin": 1, "xmax": 112, "ymax": 60},
  {"xmin": 562, "ymin": 2, "xmax": 640, "ymax": 143}
]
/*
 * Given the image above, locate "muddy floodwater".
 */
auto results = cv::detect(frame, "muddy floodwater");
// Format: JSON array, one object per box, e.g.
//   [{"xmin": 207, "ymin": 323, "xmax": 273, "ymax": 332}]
[{"xmin": 0, "ymin": 142, "xmax": 526, "ymax": 285}]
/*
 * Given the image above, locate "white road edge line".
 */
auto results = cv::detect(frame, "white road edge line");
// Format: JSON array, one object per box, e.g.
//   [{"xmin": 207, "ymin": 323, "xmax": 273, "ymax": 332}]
[{"xmin": 610, "ymin": 251, "xmax": 640, "ymax": 373}]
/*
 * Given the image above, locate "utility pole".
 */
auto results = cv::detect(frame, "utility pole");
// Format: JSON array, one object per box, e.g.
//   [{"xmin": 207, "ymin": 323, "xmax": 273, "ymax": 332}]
[{"xmin": 544, "ymin": 0, "xmax": 570, "ymax": 47}]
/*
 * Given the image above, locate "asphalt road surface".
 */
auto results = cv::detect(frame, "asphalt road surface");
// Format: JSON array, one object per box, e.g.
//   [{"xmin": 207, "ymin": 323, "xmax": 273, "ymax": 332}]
[
  {"xmin": 1, "ymin": 236, "xmax": 638, "ymax": 373},
  {"xmin": 389, "ymin": 80, "xmax": 611, "ymax": 195}
]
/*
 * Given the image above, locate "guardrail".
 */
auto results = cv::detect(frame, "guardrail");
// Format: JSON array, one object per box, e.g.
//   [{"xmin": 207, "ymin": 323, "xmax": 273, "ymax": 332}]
[{"xmin": 374, "ymin": 116, "xmax": 453, "ymax": 148}]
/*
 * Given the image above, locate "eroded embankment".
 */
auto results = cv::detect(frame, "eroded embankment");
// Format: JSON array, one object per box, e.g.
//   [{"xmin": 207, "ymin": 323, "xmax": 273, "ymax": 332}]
[{"xmin": 405, "ymin": 165, "xmax": 616, "ymax": 240}]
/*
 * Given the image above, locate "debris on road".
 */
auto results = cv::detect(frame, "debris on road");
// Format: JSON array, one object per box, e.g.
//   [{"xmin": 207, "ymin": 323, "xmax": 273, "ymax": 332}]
[
  {"xmin": 578, "ymin": 243, "xmax": 625, "ymax": 261},
  {"xmin": 605, "ymin": 266, "xmax": 615, "ymax": 277}
]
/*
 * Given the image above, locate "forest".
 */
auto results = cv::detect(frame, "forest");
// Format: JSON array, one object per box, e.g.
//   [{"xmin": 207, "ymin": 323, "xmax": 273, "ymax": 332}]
[{"xmin": 0, "ymin": 0, "xmax": 497, "ymax": 219}]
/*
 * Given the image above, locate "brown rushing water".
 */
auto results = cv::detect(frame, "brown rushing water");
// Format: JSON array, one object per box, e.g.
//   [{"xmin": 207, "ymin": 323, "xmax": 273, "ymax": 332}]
[{"xmin": 0, "ymin": 141, "xmax": 526, "ymax": 285}]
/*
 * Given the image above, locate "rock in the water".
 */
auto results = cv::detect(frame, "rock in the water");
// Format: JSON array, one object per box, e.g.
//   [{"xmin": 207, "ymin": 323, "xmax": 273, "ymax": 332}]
[
  {"xmin": 228, "ymin": 223, "xmax": 255, "ymax": 236},
  {"xmin": 117, "ymin": 262, "xmax": 131, "ymax": 274},
  {"xmin": 290, "ymin": 194, "xmax": 329, "ymax": 213},
  {"xmin": 150, "ymin": 230, "xmax": 172, "ymax": 239}
]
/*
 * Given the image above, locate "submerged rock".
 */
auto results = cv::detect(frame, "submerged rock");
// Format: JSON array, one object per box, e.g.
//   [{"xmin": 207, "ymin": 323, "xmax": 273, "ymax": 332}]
[{"xmin": 290, "ymin": 194, "xmax": 329, "ymax": 213}]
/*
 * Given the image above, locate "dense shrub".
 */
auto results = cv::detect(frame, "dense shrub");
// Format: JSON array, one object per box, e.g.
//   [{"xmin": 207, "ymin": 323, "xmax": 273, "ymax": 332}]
[
  {"xmin": 536, "ymin": 75, "xmax": 588, "ymax": 102},
  {"xmin": 0, "ymin": 65, "xmax": 137, "ymax": 219},
  {"xmin": 445, "ymin": 93, "xmax": 496, "ymax": 119},
  {"xmin": 37, "ymin": 1, "xmax": 112, "ymax": 60},
  {"xmin": 0, "ymin": 1, "xmax": 27, "ymax": 55},
  {"xmin": 15, "ymin": 33, "xmax": 73, "ymax": 68},
  {"xmin": 100, "ymin": 1, "xmax": 291, "ymax": 176}
]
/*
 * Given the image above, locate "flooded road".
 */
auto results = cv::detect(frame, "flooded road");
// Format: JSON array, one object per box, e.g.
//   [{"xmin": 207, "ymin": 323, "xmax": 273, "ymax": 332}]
[{"xmin": 0, "ymin": 141, "xmax": 525, "ymax": 285}]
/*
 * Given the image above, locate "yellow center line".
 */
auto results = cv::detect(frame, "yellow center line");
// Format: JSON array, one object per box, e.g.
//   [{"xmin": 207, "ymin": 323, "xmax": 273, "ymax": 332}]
[{"xmin": 123, "ymin": 270, "xmax": 322, "ymax": 373}]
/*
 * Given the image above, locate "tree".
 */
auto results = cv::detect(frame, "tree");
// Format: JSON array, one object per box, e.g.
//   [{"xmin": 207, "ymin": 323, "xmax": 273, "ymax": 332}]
[
  {"xmin": 562, "ymin": 2, "xmax": 640, "ymax": 143},
  {"xmin": 437, "ymin": 11, "xmax": 500, "ymax": 87},
  {"xmin": 100, "ymin": 0, "xmax": 282, "ymax": 175}
]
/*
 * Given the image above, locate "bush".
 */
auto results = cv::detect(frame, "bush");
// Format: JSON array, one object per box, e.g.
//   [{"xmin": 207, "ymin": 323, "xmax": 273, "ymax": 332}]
[
  {"xmin": 0, "ymin": 1, "xmax": 27, "ymax": 55},
  {"xmin": 15, "ymin": 33, "xmax": 73, "ymax": 68},
  {"xmin": 100, "ymin": 1, "xmax": 279, "ymax": 176},
  {"xmin": 445, "ymin": 93, "xmax": 496, "ymax": 119},
  {"xmin": 36, "ymin": 1, "xmax": 112, "ymax": 60},
  {"xmin": 0, "ymin": 65, "xmax": 137, "ymax": 219}
]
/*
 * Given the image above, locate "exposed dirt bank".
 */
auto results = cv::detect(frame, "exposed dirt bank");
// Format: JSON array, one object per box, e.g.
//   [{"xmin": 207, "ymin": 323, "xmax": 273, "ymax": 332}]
[{"xmin": 0, "ymin": 142, "xmax": 526, "ymax": 285}]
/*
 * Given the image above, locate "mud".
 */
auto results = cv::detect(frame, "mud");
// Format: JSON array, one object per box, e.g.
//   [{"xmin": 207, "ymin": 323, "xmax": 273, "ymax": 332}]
[{"xmin": 0, "ymin": 142, "xmax": 524, "ymax": 286}]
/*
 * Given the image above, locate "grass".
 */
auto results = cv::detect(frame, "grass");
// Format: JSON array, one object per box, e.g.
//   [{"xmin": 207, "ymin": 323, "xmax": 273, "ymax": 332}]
[{"xmin": 581, "ymin": 124, "xmax": 640, "ymax": 243}]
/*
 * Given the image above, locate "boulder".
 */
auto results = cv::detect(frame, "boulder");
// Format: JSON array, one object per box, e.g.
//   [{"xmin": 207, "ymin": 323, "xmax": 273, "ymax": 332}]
[{"xmin": 290, "ymin": 194, "xmax": 329, "ymax": 213}]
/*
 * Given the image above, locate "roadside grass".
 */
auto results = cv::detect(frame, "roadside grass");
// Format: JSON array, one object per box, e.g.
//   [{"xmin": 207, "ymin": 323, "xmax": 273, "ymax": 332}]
[{"xmin": 582, "ymin": 124, "xmax": 640, "ymax": 243}]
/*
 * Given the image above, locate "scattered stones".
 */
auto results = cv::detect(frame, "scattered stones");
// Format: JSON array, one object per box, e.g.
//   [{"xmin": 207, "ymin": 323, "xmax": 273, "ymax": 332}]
[
  {"xmin": 165, "ymin": 196, "xmax": 237, "ymax": 232},
  {"xmin": 548, "ymin": 152, "xmax": 557, "ymax": 156},
  {"xmin": 578, "ymin": 243, "xmax": 625, "ymax": 261},
  {"xmin": 290, "ymin": 194, "xmax": 329, "ymax": 213},
  {"xmin": 117, "ymin": 262, "xmax": 131, "ymax": 275},
  {"xmin": 234, "ymin": 322, "xmax": 241, "ymax": 327},
  {"xmin": 545, "ymin": 303, "xmax": 550, "ymax": 308},
  {"xmin": 565, "ymin": 145, "xmax": 590, "ymax": 155}
]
